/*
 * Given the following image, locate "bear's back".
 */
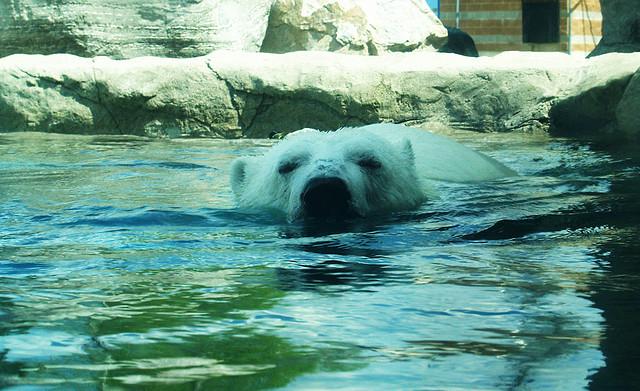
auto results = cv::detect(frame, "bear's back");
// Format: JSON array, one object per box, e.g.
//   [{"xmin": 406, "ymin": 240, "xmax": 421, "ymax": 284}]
[{"xmin": 362, "ymin": 124, "xmax": 517, "ymax": 183}]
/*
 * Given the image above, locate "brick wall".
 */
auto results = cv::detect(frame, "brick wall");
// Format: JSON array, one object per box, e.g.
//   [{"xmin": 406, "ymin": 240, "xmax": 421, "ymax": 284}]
[
  {"xmin": 568, "ymin": 0, "xmax": 602, "ymax": 55},
  {"xmin": 439, "ymin": 0, "xmax": 601, "ymax": 56}
]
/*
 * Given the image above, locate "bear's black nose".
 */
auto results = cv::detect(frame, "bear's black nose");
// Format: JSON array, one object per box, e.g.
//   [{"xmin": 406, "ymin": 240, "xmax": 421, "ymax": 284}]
[{"xmin": 301, "ymin": 177, "xmax": 352, "ymax": 218}]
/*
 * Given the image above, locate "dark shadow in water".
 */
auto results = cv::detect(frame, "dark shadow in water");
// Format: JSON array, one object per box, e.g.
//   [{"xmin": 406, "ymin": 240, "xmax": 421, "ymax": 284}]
[
  {"xmin": 278, "ymin": 211, "xmax": 444, "ymax": 259},
  {"xmin": 587, "ymin": 172, "xmax": 640, "ymax": 390},
  {"xmin": 274, "ymin": 215, "xmax": 417, "ymax": 292},
  {"xmin": 274, "ymin": 259, "xmax": 411, "ymax": 293},
  {"xmin": 589, "ymin": 230, "xmax": 640, "ymax": 390},
  {"xmin": 292, "ymin": 238, "xmax": 397, "ymax": 258},
  {"xmin": 279, "ymin": 211, "xmax": 440, "ymax": 239},
  {"xmin": 279, "ymin": 217, "xmax": 386, "ymax": 239},
  {"xmin": 461, "ymin": 206, "xmax": 636, "ymax": 241}
]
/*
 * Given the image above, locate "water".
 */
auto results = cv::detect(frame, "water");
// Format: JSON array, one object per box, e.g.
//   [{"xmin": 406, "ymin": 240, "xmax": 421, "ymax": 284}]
[{"xmin": 1, "ymin": 131, "xmax": 639, "ymax": 390}]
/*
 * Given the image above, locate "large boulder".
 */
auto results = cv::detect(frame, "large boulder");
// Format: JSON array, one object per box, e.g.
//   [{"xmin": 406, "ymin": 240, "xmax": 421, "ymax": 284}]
[
  {"xmin": 0, "ymin": 0, "xmax": 272, "ymax": 59},
  {"xmin": 0, "ymin": 54, "xmax": 239, "ymax": 137},
  {"xmin": 0, "ymin": 51, "xmax": 586, "ymax": 138},
  {"xmin": 550, "ymin": 53, "xmax": 640, "ymax": 140},
  {"xmin": 590, "ymin": 0, "xmax": 640, "ymax": 57},
  {"xmin": 615, "ymin": 68, "xmax": 640, "ymax": 138},
  {"xmin": 260, "ymin": 0, "xmax": 447, "ymax": 55}
]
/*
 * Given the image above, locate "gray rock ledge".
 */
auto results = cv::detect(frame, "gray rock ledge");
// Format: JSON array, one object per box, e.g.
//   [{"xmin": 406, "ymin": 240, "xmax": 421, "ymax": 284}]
[{"xmin": 1, "ymin": 51, "xmax": 639, "ymax": 139}]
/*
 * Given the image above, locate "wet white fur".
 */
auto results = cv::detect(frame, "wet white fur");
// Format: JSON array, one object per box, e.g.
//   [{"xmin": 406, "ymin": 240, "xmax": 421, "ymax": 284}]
[{"xmin": 231, "ymin": 124, "xmax": 516, "ymax": 221}]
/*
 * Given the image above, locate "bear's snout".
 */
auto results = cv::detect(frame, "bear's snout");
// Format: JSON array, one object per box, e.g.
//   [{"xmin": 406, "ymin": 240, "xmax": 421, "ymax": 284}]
[{"xmin": 301, "ymin": 177, "xmax": 353, "ymax": 219}]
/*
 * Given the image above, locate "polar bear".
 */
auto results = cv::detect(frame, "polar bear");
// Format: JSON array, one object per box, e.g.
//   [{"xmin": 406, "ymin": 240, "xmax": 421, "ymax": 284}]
[{"xmin": 230, "ymin": 123, "xmax": 516, "ymax": 221}]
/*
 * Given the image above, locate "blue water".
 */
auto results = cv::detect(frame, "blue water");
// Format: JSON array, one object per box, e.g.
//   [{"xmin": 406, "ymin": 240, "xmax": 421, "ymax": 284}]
[{"xmin": 1, "ymin": 131, "xmax": 639, "ymax": 390}]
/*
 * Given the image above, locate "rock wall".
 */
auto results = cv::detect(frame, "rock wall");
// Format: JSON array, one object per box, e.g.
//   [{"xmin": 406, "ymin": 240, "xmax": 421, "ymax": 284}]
[
  {"xmin": 0, "ymin": 54, "xmax": 238, "ymax": 137},
  {"xmin": 1, "ymin": 0, "xmax": 639, "ymax": 141},
  {"xmin": 260, "ymin": 0, "xmax": 447, "ymax": 55},
  {"xmin": 0, "ymin": 0, "xmax": 273, "ymax": 59},
  {"xmin": 0, "ymin": 50, "xmax": 612, "ymax": 138},
  {"xmin": 0, "ymin": 0, "xmax": 446, "ymax": 59},
  {"xmin": 551, "ymin": 53, "xmax": 640, "ymax": 139},
  {"xmin": 590, "ymin": 0, "xmax": 640, "ymax": 57},
  {"xmin": 1, "ymin": 51, "xmax": 639, "ymax": 139}
]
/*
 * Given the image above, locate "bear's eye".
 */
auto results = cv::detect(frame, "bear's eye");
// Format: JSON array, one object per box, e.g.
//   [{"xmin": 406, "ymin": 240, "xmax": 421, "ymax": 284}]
[
  {"xmin": 356, "ymin": 157, "xmax": 382, "ymax": 170},
  {"xmin": 278, "ymin": 161, "xmax": 300, "ymax": 175}
]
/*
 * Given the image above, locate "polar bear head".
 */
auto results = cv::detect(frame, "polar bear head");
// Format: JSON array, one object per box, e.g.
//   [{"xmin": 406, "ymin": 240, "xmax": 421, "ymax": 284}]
[{"xmin": 230, "ymin": 127, "xmax": 427, "ymax": 221}]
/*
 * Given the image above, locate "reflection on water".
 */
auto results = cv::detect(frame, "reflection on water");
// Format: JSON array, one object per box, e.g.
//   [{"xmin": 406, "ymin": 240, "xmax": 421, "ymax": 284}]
[{"xmin": 0, "ymin": 131, "xmax": 638, "ymax": 390}]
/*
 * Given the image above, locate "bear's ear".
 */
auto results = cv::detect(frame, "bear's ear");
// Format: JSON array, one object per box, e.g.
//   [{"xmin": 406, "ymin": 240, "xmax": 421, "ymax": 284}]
[
  {"xmin": 230, "ymin": 156, "xmax": 253, "ymax": 196},
  {"xmin": 399, "ymin": 138, "xmax": 415, "ymax": 165}
]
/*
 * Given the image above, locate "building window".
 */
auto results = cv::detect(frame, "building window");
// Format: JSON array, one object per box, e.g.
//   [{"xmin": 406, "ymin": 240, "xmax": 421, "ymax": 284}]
[{"xmin": 522, "ymin": 0, "xmax": 560, "ymax": 43}]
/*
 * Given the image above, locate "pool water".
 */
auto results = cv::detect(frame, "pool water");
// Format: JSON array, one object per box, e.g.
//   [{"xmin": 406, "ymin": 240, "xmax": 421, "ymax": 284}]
[{"xmin": 1, "ymin": 131, "xmax": 639, "ymax": 390}]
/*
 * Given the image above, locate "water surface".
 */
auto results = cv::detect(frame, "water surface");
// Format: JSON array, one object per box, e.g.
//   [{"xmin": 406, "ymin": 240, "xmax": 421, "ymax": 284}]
[{"xmin": 1, "ymin": 131, "xmax": 639, "ymax": 390}]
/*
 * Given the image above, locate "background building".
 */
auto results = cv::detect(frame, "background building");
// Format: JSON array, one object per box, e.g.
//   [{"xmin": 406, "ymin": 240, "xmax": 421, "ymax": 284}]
[{"xmin": 436, "ymin": 0, "xmax": 602, "ymax": 56}]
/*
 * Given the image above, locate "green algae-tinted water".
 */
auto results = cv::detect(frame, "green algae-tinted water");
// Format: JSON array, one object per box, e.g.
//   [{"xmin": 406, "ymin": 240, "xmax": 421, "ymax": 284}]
[{"xmin": 1, "ymin": 131, "xmax": 638, "ymax": 390}]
